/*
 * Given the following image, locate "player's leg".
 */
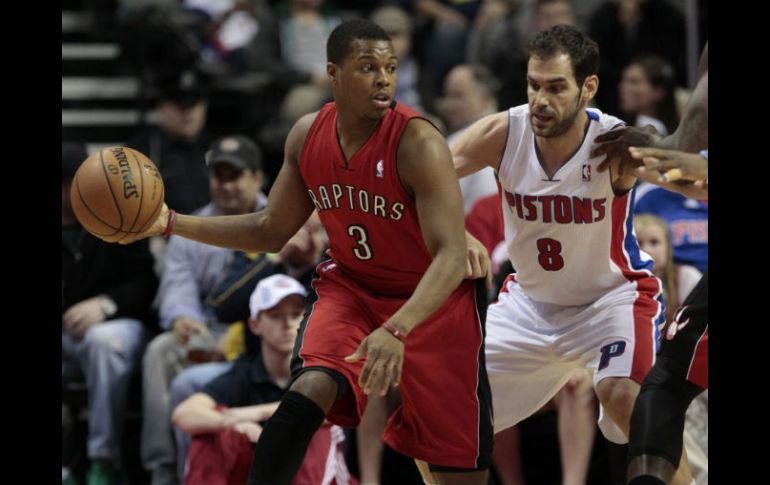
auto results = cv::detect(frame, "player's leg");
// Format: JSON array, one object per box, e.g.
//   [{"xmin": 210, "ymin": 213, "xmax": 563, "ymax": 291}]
[
  {"xmin": 383, "ymin": 280, "xmax": 493, "ymax": 484},
  {"xmin": 554, "ymin": 369, "xmax": 597, "ymax": 485},
  {"xmin": 626, "ymin": 364, "xmax": 703, "ymax": 485},
  {"xmin": 247, "ymin": 268, "xmax": 371, "ymax": 484},
  {"xmin": 491, "ymin": 426, "xmax": 526, "ymax": 485},
  {"xmin": 486, "ymin": 279, "xmax": 580, "ymax": 482},
  {"xmin": 627, "ymin": 273, "xmax": 708, "ymax": 485}
]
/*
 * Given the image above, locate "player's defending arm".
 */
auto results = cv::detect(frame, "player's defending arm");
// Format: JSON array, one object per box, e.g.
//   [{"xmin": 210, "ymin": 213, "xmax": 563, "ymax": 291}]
[
  {"xmin": 120, "ymin": 114, "xmax": 318, "ymax": 252},
  {"xmin": 345, "ymin": 118, "xmax": 469, "ymax": 396},
  {"xmin": 451, "ymin": 111, "xmax": 509, "ymax": 178},
  {"xmin": 451, "ymin": 112, "xmax": 508, "ymax": 284}
]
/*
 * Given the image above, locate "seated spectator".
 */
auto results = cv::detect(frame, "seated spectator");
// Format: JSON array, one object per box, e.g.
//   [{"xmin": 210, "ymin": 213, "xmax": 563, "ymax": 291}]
[
  {"xmin": 634, "ymin": 182, "xmax": 708, "ymax": 273},
  {"xmin": 62, "ymin": 142, "xmax": 159, "ymax": 485},
  {"xmin": 140, "ymin": 135, "xmax": 269, "ymax": 485},
  {"xmin": 167, "ymin": 211, "xmax": 328, "ymax": 478},
  {"xmin": 172, "ymin": 274, "xmax": 356, "ymax": 485}
]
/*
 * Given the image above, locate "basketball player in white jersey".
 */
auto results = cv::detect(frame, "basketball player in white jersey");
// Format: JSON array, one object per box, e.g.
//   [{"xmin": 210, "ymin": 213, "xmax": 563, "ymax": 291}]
[{"xmin": 451, "ymin": 25, "xmax": 693, "ymax": 485}]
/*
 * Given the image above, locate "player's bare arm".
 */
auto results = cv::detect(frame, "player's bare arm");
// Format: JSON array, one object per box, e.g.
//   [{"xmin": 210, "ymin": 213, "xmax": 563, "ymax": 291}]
[
  {"xmin": 345, "ymin": 118, "xmax": 468, "ymax": 396},
  {"xmin": 451, "ymin": 111, "xmax": 509, "ymax": 178},
  {"xmin": 630, "ymin": 147, "xmax": 708, "ymax": 199},
  {"xmin": 593, "ymin": 44, "xmax": 708, "ymax": 176},
  {"xmin": 123, "ymin": 114, "xmax": 319, "ymax": 251}
]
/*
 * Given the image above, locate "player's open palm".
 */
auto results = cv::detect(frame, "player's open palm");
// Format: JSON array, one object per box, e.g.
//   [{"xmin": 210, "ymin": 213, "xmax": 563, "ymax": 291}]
[{"xmin": 345, "ymin": 327, "xmax": 404, "ymax": 397}]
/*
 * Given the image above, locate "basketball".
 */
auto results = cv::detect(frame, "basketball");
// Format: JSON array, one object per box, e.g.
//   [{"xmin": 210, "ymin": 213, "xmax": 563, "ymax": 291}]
[{"xmin": 69, "ymin": 146, "xmax": 165, "ymax": 243}]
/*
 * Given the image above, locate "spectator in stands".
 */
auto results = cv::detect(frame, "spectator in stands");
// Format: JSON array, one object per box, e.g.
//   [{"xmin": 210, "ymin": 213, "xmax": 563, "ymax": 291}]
[
  {"xmin": 62, "ymin": 142, "xmax": 159, "ymax": 485},
  {"xmin": 168, "ymin": 210, "xmax": 328, "ymax": 482},
  {"xmin": 370, "ymin": 5, "xmax": 425, "ymax": 113},
  {"xmin": 276, "ymin": 0, "xmax": 340, "ymax": 124},
  {"xmin": 588, "ymin": 0, "xmax": 687, "ymax": 115},
  {"xmin": 619, "ymin": 55, "xmax": 679, "ymax": 135},
  {"xmin": 413, "ymin": 0, "xmax": 483, "ymax": 106},
  {"xmin": 140, "ymin": 135, "xmax": 268, "ymax": 485},
  {"xmin": 172, "ymin": 274, "xmax": 355, "ymax": 485},
  {"xmin": 634, "ymin": 214, "xmax": 701, "ymax": 323},
  {"xmin": 634, "ymin": 182, "xmax": 708, "ymax": 273},
  {"xmin": 438, "ymin": 63, "xmax": 500, "ymax": 212},
  {"xmin": 129, "ymin": 68, "xmax": 212, "ymax": 217}
]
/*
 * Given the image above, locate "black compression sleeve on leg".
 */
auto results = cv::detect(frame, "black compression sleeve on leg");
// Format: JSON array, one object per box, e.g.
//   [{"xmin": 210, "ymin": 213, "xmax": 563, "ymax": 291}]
[
  {"xmin": 628, "ymin": 360, "xmax": 704, "ymax": 470},
  {"xmin": 246, "ymin": 390, "xmax": 326, "ymax": 485}
]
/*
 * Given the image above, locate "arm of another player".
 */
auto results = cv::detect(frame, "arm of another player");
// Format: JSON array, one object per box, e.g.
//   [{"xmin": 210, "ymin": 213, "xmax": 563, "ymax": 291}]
[
  {"xmin": 119, "ymin": 114, "xmax": 318, "ymax": 253},
  {"xmin": 593, "ymin": 44, "xmax": 708, "ymax": 171},
  {"xmin": 451, "ymin": 111, "xmax": 509, "ymax": 178},
  {"xmin": 451, "ymin": 112, "xmax": 509, "ymax": 286},
  {"xmin": 345, "ymin": 119, "xmax": 469, "ymax": 396},
  {"xmin": 630, "ymin": 147, "xmax": 708, "ymax": 199}
]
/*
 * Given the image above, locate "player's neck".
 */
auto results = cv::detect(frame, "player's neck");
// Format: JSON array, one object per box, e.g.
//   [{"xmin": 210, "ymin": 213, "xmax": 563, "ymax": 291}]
[
  {"xmin": 335, "ymin": 112, "xmax": 381, "ymax": 158},
  {"xmin": 535, "ymin": 112, "xmax": 589, "ymax": 173}
]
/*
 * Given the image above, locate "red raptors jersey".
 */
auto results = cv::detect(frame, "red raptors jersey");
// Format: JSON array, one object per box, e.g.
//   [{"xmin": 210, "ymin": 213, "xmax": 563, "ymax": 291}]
[{"xmin": 300, "ymin": 102, "xmax": 433, "ymax": 297}]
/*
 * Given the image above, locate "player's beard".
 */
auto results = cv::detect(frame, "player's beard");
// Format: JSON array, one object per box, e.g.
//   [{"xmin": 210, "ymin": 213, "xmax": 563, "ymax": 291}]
[{"xmin": 534, "ymin": 87, "xmax": 583, "ymax": 138}]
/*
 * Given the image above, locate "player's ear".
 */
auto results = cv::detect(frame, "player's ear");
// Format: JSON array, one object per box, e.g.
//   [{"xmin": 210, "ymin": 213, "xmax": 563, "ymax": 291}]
[
  {"xmin": 582, "ymin": 75, "xmax": 599, "ymax": 104},
  {"xmin": 327, "ymin": 62, "xmax": 338, "ymax": 83}
]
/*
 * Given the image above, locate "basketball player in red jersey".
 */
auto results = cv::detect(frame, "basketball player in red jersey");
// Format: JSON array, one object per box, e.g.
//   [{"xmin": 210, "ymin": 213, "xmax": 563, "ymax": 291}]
[{"xmin": 116, "ymin": 20, "xmax": 492, "ymax": 485}]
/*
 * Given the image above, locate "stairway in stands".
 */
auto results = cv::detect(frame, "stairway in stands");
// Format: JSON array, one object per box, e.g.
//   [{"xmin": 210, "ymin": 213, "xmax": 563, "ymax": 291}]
[{"xmin": 62, "ymin": 0, "xmax": 153, "ymax": 154}]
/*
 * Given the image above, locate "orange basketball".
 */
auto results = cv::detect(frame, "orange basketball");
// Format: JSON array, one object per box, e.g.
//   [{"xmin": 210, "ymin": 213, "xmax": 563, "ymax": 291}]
[{"xmin": 69, "ymin": 146, "xmax": 165, "ymax": 243}]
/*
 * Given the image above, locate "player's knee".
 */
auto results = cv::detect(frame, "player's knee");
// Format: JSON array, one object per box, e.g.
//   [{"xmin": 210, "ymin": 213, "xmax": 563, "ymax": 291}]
[
  {"xmin": 289, "ymin": 369, "xmax": 342, "ymax": 412},
  {"xmin": 640, "ymin": 360, "xmax": 702, "ymax": 402},
  {"xmin": 599, "ymin": 378, "xmax": 639, "ymax": 420}
]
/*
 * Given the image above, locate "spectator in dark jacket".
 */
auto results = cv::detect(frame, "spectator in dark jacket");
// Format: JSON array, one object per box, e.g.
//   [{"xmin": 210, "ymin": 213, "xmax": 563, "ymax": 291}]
[{"xmin": 62, "ymin": 142, "xmax": 159, "ymax": 485}]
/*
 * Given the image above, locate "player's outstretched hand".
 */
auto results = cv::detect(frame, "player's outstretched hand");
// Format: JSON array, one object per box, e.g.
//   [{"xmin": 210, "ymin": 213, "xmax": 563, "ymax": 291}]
[
  {"xmin": 592, "ymin": 124, "xmax": 661, "ymax": 174},
  {"xmin": 629, "ymin": 147, "xmax": 708, "ymax": 182},
  {"xmin": 117, "ymin": 203, "xmax": 171, "ymax": 245},
  {"xmin": 345, "ymin": 327, "xmax": 404, "ymax": 397}
]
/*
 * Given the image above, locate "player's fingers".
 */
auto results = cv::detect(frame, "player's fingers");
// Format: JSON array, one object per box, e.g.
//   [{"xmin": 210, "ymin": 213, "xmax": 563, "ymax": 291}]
[
  {"xmin": 364, "ymin": 360, "xmax": 385, "ymax": 395},
  {"xmin": 593, "ymin": 127, "xmax": 625, "ymax": 143},
  {"xmin": 590, "ymin": 141, "xmax": 610, "ymax": 159},
  {"xmin": 391, "ymin": 358, "xmax": 403, "ymax": 388},
  {"xmin": 379, "ymin": 361, "xmax": 398, "ymax": 396},
  {"xmin": 468, "ymin": 252, "xmax": 483, "ymax": 279},
  {"xmin": 344, "ymin": 339, "xmax": 367, "ymax": 363},
  {"xmin": 629, "ymin": 146, "xmax": 668, "ymax": 159},
  {"xmin": 640, "ymin": 156, "xmax": 663, "ymax": 170},
  {"xmin": 661, "ymin": 168, "xmax": 683, "ymax": 182}
]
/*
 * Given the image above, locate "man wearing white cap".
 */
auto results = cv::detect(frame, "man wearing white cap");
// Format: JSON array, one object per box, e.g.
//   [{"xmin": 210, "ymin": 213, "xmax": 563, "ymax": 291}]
[{"xmin": 172, "ymin": 274, "xmax": 355, "ymax": 485}]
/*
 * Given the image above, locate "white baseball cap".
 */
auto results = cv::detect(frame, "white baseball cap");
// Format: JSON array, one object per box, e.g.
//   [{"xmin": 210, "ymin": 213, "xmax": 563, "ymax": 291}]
[{"xmin": 249, "ymin": 274, "xmax": 308, "ymax": 317}]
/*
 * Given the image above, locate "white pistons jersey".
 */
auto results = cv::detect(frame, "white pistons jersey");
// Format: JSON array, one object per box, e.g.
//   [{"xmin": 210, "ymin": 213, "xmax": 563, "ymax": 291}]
[{"xmin": 497, "ymin": 105, "xmax": 659, "ymax": 306}]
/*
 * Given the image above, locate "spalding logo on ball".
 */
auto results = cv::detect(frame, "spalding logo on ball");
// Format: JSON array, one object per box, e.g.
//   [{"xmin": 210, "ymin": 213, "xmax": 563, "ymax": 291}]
[{"xmin": 70, "ymin": 147, "xmax": 165, "ymax": 243}]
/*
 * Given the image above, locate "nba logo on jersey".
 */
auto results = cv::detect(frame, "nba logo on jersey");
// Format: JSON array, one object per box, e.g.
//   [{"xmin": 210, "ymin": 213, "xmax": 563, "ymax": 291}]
[
  {"xmin": 582, "ymin": 164, "xmax": 591, "ymax": 181},
  {"xmin": 376, "ymin": 160, "xmax": 384, "ymax": 178}
]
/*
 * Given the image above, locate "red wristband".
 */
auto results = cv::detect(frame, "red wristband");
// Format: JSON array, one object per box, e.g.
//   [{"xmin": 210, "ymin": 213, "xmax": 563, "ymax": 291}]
[
  {"xmin": 162, "ymin": 210, "xmax": 176, "ymax": 238},
  {"xmin": 381, "ymin": 322, "xmax": 406, "ymax": 343}
]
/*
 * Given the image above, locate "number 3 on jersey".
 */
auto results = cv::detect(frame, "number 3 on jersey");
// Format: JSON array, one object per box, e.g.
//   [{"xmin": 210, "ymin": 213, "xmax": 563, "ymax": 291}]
[
  {"xmin": 537, "ymin": 237, "xmax": 564, "ymax": 271},
  {"xmin": 348, "ymin": 225, "xmax": 373, "ymax": 260}
]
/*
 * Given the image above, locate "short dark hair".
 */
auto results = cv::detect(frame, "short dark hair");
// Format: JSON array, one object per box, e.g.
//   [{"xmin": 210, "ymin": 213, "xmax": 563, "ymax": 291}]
[
  {"xmin": 327, "ymin": 19, "xmax": 391, "ymax": 65},
  {"xmin": 528, "ymin": 24, "xmax": 599, "ymax": 86}
]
